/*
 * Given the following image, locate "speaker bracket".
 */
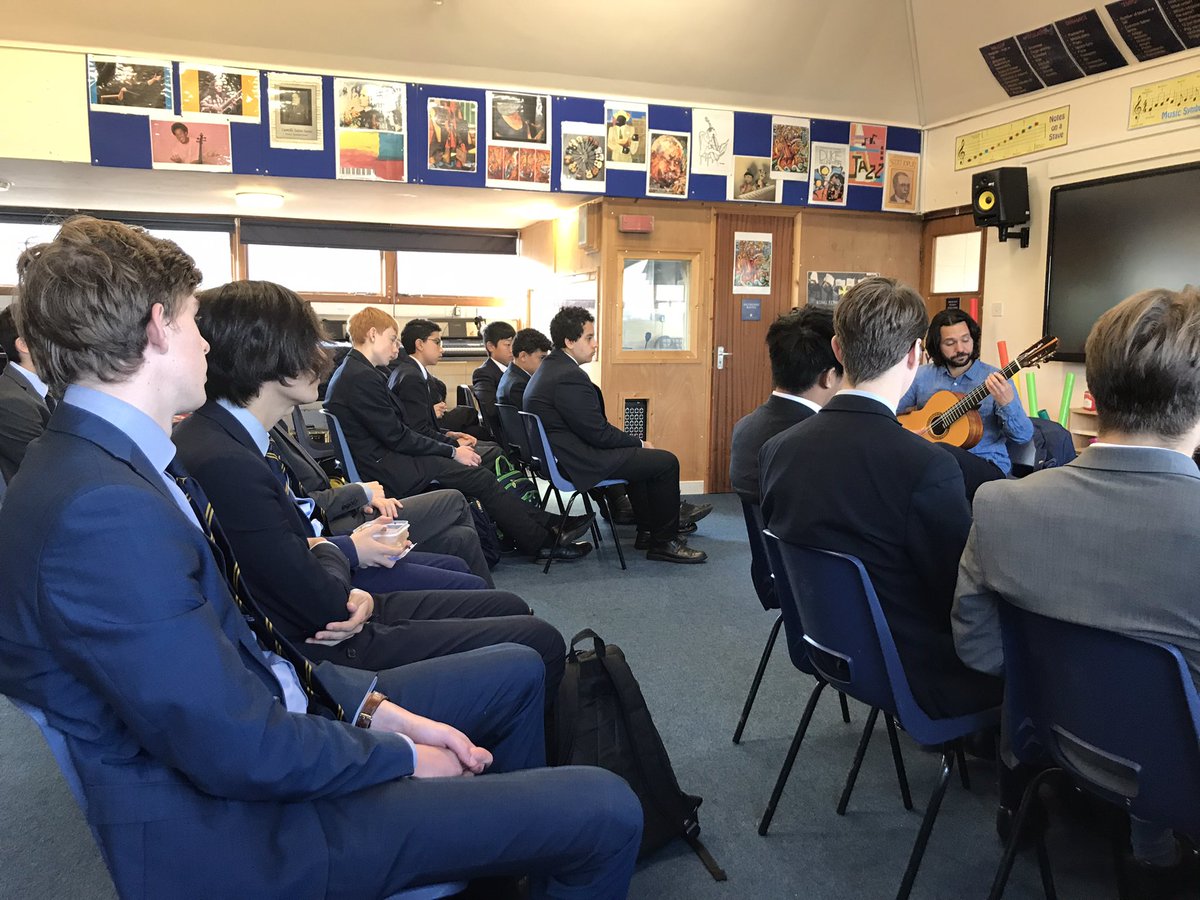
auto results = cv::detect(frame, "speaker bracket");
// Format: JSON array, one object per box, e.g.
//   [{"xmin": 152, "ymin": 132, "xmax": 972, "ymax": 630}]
[{"xmin": 998, "ymin": 223, "xmax": 1030, "ymax": 249}]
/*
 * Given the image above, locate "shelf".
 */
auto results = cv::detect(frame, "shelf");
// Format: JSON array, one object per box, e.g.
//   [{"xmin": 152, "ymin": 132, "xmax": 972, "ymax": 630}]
[{"xmin": 1069, "ymin": 406, "xmax": 1097, "ymax": 416}]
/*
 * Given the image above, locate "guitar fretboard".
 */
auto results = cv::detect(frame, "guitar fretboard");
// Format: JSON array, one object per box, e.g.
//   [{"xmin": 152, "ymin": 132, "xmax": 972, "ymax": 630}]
[{"xmin": 933, "ymin": 359, "xmax": 1021, "ymax": 431}]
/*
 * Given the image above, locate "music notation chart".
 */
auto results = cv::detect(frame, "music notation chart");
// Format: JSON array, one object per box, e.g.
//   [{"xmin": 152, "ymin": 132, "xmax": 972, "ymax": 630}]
[
  {"xmin": 1129, "ymin": 69, "xmax": 1200, "ymax": 129},
  {"xmin": 955, "ymin": 107, "xmax": 1070, "ymax": 171}
]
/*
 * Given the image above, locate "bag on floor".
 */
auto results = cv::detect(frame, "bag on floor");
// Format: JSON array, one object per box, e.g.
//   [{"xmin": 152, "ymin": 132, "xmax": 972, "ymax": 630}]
[
  {"xmin": 493, "ymin": 452, "xmax": 541, "ymax": 507},
  {"xmin": 467, "ymin": 499, "xmax": 501, "ymax": 570},
  {"xmin": 551, "ymin": 629, "xmax": 726, "ymax": 881}
]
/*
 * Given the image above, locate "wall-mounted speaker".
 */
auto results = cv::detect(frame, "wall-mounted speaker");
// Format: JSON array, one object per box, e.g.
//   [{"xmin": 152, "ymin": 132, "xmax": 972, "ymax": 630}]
[{"xmin": 971, "ymin": 167, "xmax": 1031, "ymax": 248}]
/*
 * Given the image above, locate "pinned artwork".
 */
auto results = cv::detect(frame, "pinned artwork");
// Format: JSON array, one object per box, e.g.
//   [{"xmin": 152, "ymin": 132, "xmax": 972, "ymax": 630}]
[
  {"xmin": 604, "ymin": 102, "xmax": 648, "ymax": 169},
  {"xmin": 149, "ymin": 119, "xmax": 232, "ymax": 171},
  {"xmin": 881, "ymin": 150, "xmax": 920, "ymax": 212},
  {"xmin": 733, "ymin": 231, "xmax": 773, "ymax": 295},
  {"xmin": 179, "ymin": 64, "xmax": 260, "ymax": 122},
  {"xmin": 728, "ymin": 155, "xmax": 781, "ymax": 203},
  {"xmin": 88, "ymin": 54, "xmax": 173, "ymax": 114},
  {"xmin": 427, "ymin": 98, "xmax": 478, "ymax": 172},
  {"xmin": 692, "ymin": 108, "xmax": 733, "ymax": 177},
  {"xmin": 335, "ymin": 79, "xmax": 407, "ymax": 181},
  {"xmin": 487, "ymin": 91, "xmax": 550, "ymax": 146},
  {"xmin": 848, "ymin": 123, "xmax": 887, "ymax": 187},
  {"xmin": 646, "ymin": 131, "xmax": 690, "ymax": 198},
  {"xmin": 771, "ymin": 116, "xmax": 811, "ymax": 180},
  {"xmin": 561, "ymin": 122, "xmax": 606, "ymax": 193},
  {"xmin": 808, "ymin": 142, "xmax": 849, "ymax": 206},
  {"xmin": 267, "ymin": 73, "xmax": 324, "ymax": 151}
]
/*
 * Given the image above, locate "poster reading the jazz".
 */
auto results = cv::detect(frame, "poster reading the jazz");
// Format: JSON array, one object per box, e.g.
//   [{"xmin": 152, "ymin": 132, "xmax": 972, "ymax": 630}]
[
  {"xmin": 733, "ymin": 232, "xmax": 774, "ymax": 295},
  {"xmin": 88, "ymin": 54, "xmax": 173, "ymax": 114},
  {"xmin": 604, "ymin": 102, "xmax": 647, "ymax": 169},
  {"xmin": 646, "ymin": 131, "xmax": 690, "ymax": 199},
  {"xmin": 427, "ymin": 98, "xmax": 478, "ymax": 172},
  {"xmin": 808, "ymin": 142, "xmax": 849, "ymax": 206},
  {"xmin": 882, "ymin": 150, "xmax": 920, "ymax": 212},
  {"xmin": 561, "ymin": 122, "xmax": 606, "ymax": 193},
  {"xmin": 179, "ymin": 64, "xmax": 260, "ymax": 122},
  {"xmin": 335, "ymin": 79, "xmax": 407, "ymax": 182},
  {"xmin": 267, "ymin": 73, "xmax": 324, "ymax": 151},
  {"xmin": 149, "ymin": 119, "xmax": 232, "ymax": 172},
  {"xmin": 848, "ymin": 123, "xmax": 887, "ymax": 187}
]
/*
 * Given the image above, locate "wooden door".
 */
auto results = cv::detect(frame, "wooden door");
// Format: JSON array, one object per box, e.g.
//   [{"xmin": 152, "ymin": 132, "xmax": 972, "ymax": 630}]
[
  {"xmin": 707, "ymin": 213, "xmax": 795, "ymax": 493},
  {"xmin": 920, "ymin": 211, "xmax": 987, "ymax": 324}
]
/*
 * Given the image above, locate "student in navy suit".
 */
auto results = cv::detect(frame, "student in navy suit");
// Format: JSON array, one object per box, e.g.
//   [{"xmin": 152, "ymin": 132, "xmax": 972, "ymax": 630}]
[
  {"xmin": 473, "ymin": 319, "xmax": 515, "ymax": 437},
  {"xmin": 0, "ymin": 307, "xmax": 52, "ymax": 482},
  {"xmin": 0, "ymin": 217, "xmax": 641, "ymax": 899},
  {"xmin": 497, "ymin": 327, "xmax": 552, "ymax": 411}
]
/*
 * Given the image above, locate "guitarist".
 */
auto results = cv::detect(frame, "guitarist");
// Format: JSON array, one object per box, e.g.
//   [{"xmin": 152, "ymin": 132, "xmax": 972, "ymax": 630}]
[{"xmin": 898, "ymin": 309, "xmax": 1033, "ymax": 495}]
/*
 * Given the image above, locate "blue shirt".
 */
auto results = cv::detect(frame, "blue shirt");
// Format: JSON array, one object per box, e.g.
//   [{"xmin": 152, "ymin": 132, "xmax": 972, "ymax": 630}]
[{"xmin": 897, "ymin": 360, "xmax": 1033, "ymax": 474}]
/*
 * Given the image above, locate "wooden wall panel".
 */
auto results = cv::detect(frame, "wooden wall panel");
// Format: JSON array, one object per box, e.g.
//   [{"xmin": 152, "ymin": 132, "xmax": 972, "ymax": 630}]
[{"xmin": 794, "ymin": 209, "xmax": 923, "ymax": 295}]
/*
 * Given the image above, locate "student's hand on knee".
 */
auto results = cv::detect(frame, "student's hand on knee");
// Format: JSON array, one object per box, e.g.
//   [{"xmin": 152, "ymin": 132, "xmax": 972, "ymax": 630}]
[
  {"xmin": 412, "ymin": 745, "xmax": 468, "ymax": 778},
  {"xmin": 306, "ymin": 589, "xmax": 374, "ymax": 645},
  {"xmin": 368, "ymin": 494, "xmax": 403, "ymax": 518},
  {"xmin": 398, "ymin": 712, "xmax": 492, "ymax": 774},
  {"xmin": 453, "ymin": 446, "xmax": 481, "ymax": 467},
  {"xmin": 448, "ymin": 431, "xmax": 477, "ymax": 448}
]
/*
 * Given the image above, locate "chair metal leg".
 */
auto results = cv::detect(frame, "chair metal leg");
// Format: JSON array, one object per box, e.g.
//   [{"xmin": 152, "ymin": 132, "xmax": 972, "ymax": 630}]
[
  {"xmin": 895, "ymin": 746, "xmax": 955, "ymax": 900},
  {"xmin": 542, "ymin": 489, "xmax": 578, "ymax": 575},
  {"xmin": 1035, "ymin": 831, "xmax": 1058, "ymax": 900},
  {"xmin": 883, "ymin": 713, "xmax": 913, "ymax": 811},
  {"xmin": 551, "ymin": 485, "xmax": 567, "ymax": 517},
  {"xmin": 987, "ymin": 767, "xmax": 1060, "ymax": 900},
  {"xmin": 539, "ymin": 483, "xmax": 553, "ymax": 511},
  {"xmin": 758, "ymin": 680, "xmax": 827, "ymax": 836},
  {"xmin": 838, "ymin": 691, "xmax": 851, "ymax": 723},
  {"xmin": 955, "ymin": 742, "xmax": 971, "ymax": 790},
  {"xmin": 837, "ymin": 706, "xmax": 880, "ymax": 815},
  {"xmin": 733, "ymin": 614, "xmax": 783, "ymax": 744},
  {"xmin": 580, "ymin": 492, "xmax": 601, "ymax": 545}
]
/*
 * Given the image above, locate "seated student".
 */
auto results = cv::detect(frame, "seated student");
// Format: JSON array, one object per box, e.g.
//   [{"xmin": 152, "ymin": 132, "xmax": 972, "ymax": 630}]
[
  {"xmin": 730, "ymin": 306, "xmax": 842, "ymax": 504},
  {"xmin": 497, "ymin": 326, "xmax": 552, "ymax": 411},
  {"xmin": 898, "ymin": 308, "xmax": 1032, "ymax": 496},
  {"xmin": 954, "ymin": 286, "xmax": 1200, "ymax": 891},
  {"xmin": 524, "ymin": 306, "xmax": 708, "ymax": 564},
  {"xmin": 473, "ymin": 319, "xmax": 516, "ymax": 436},
  {"xmin": 760, "ymin": 277, "xmax": 1002, "ymax": 718},
  {"xmin": 0, "ymin": 216, "xmax": 641, "ymax": 899},
  {"xmin": 326, "ymin": 307, "xmax": 594, "ymax": 562},
  {"xmin": 173, "ymin": 280, "xmax": 569, "ymax": 693},
  {"xmin": 0, "ymin": 307, "xmax": 52, "ymax": 483}
]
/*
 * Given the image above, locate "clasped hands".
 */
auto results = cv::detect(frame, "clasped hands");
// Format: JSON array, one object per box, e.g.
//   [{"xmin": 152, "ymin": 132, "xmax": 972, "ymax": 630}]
[{"xmin": 369, "ymin": 702, "xmax": 494, "ymax": 779}]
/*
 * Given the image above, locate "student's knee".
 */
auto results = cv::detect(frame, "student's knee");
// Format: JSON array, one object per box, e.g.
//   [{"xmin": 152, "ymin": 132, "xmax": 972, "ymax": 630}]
[
  {"xmin": 564, "ymin": 767, "xmax": 644, "ymax": 850},
  {"xmin": 489, "ymin": 590, "xmax": 532, "ymax": 616}
]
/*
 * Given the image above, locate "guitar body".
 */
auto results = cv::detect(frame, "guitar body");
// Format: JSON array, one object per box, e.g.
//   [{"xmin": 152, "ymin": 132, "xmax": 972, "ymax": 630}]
[{"xmin": 898, "ymin": 390, "xmax": 985, "ymax": 449}]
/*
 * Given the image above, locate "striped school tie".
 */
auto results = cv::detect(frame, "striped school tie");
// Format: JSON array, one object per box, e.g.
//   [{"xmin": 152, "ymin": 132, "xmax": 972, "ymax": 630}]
[{"xmin": 266, "ymin": 437, "xmax": 330, "ymax": 536}]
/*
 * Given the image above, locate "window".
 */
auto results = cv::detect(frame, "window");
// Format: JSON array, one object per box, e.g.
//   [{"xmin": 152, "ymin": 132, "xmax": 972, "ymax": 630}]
[
  {"xmin": 147, "ymin": 229, "xmax": 234, "ymax": 290},
  {"xmin": 620, "ymin": 258, "xmax": 691, "ymax": 352},
  {"xmin": 394, "ymin": 251, "xmax": 538, "ymax": 301},
  {"xmin": 245, "ymin": 245, "xmax": 383, "ymax": 295},
  {"xmin": 931, "ymin": 231, "xmax": 982, "ymax": 294},
  {"xmin": 0, "ymin": 222, "xmax": 61, "ymax": 287}
]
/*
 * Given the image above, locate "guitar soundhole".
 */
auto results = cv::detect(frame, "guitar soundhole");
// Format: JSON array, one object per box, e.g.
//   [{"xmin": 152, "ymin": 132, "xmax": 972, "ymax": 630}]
[{"xmin": 929, "ymin": 418, "xmax": 947, "ymax": 438}]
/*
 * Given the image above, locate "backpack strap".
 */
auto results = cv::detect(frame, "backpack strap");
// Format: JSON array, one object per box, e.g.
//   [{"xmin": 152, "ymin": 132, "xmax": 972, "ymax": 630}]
[{"xmin": 683, "ymin": 831, "xmax": 728, "ymax": 882}]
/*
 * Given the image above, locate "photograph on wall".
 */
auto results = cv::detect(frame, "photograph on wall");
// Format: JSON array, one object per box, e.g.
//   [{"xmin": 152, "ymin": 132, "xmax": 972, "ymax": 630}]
[
  {"xmin": 485, "ymin": 145, "xmax": 550, "ymax": 190},
  {"xmin": 733, "ymin": 231, "xmax": 774, "ymax": 295},
  {"xmin": 487, "ymin": 91, "xmax": 550, "ymax": 146},
  {"xmin": 848, "ymin": 122, "xmax": 887, "ymax": 187},
  {"xmin": 561, "ymin": 122, "xmax": 606, "ymax": 193},
  {"xmin": 427, "ymin": 97, "xmax": 478, "ymax": 172},
  {"xmin": 692, "ymin": 108, "xmax": 733, "ymax": 177},
  {"xmin": 808, "ymin": 142, "xmax": 849, "ymax": 206},
  {"xmin": 645, "ymin": 131, "xmax": 690, "ymax": 198},
  {"xmin": 335, "ymin": 79, "xmax": 406, "ymax": 181},
  {"xmin": 807, "ymin": 271, "xmax": 877, "ymax": 308},
  {"xmin": 267, "ymin": 73, "xmax": 324, "ymax": 151},
  {"xmin": 604, "ymin": 101, "xmax": 648, "ymax": 169},
  {"xmin": 88, "ymin": 54, "xmax": 173, "ymax": 114},
  {"xmin": 179, "ymin": 64, "xmax": 260, "ymax": 122},
  {"xmin": 770, "ymin": 116, "xmax": 810, "ymax": 180},
  {"xmin": 728, "ymin": 155, "xmax": 782, "ymax": 203},
  {"xmin": 881, "ymin": 149, "xmax": 920, "ymax": 212},
  {"xmin": 148, "ymin": 118, "xmax": 232, "ymax": 172}
]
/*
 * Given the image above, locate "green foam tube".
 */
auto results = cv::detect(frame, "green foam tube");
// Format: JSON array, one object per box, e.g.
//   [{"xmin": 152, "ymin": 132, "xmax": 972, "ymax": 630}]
[
  {"xmin": 1058, "ymin": 371, "xmax": 1076, "ymax": 427},
  {"xmin": 1025, "ymin": 371, "xmax": 1039, "ymax": 416}
]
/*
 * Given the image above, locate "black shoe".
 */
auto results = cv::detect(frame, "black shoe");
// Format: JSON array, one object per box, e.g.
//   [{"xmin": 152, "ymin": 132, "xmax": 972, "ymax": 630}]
[
  {"xmin": 1120, "ymin": 842, "xmax": 1200, "ymax": 900},
  {"xmin": 535, "ymin": 541, "xmax": 593, "ymax": 561},
  {"xmin": 551, "ymin": 513, "xmax": 595, "ymax": 545},
  {"xmin": 680, "ymin": 500, "xmax": 713, "ymax": 525},
  {"xmin": 646, "ymin": 538, "xmax": 707, "ymax": 563},
  {"xmin": 635, "ymin": 525, "xmax": 695, "ymax": 549}
]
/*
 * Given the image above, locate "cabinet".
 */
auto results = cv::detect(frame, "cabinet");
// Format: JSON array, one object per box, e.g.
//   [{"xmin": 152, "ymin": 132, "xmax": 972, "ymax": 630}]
[{"xmin": 1068, "ymin": 407, "xmax": 1098, "ymax": 452}]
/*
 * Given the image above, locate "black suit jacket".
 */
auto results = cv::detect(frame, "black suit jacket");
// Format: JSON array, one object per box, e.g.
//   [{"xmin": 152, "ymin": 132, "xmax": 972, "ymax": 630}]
[
  {"xmin": 523, "ymin": 349, "xmax": 638, "ymax": 492},
  {"xmin": 0, "ymin": 364, "xmax": 50, "ymax": 482},
  {"xmin": 390, "ymin": 354, "xmax": 455, "ymax": 445},
  {"xmin": 759, "ymin": 393, "xmax": 1001, "ymax": 718},
  {"xmin": 496, "ymin": 364, "xmax": 531, "ymax": 410},
  {"xmin": 325, "ymin": 349, "xmax": 455, "ymax": 499},
  {"xmin": 472, "ymin": 357, "xmax": 505, "ymax": 435},
  {"xmin": 269, "ymin": 422, "xmax": 371, "ymax": 533},
  {"xmin": 730, "ymin": 394, "xmax": 817, "ymax": 503}
]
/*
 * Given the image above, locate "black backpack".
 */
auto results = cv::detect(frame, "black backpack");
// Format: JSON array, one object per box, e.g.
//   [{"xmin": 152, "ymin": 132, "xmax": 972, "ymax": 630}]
[
  {"xmin": 552, "ymin": 629, "xmax": 726, "ymax": 881},
  {"xmin": 467, "ymin": 499, "xmax": 502, "ymax": 569}
]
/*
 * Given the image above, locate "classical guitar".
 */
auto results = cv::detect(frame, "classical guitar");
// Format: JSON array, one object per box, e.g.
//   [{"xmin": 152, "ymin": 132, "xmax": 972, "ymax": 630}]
[{"xmin": 898, "ymin": 336, "xmax": 1058, "ymax": 449}]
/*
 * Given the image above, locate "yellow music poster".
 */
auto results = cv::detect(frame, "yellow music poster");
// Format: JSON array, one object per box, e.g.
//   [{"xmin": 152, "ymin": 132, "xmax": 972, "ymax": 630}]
[
  {"xmin": 954, "ymin": 107, "xmax": 1070, "ymax": 171},
  {"xmin": 1129, "ymin": 70, "xmax": 1200, "ymax": 130}
]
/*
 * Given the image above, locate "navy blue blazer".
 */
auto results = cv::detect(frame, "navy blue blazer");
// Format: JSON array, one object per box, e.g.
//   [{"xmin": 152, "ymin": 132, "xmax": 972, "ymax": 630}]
[
  {"xmin": 0, "ymin": 402, "xmax": 413, "ymax": 898},
  {"xmin": 730, "ymin": 394, "xmax": 817, "ymax": 503},
  {"xmin": 496, "ymin": 363, "xmax": 531, "ymax": 410}
]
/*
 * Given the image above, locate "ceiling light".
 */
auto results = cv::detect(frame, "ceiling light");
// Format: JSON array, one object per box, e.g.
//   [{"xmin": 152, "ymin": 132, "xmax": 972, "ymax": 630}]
[{"xmin": 235, "ymin": 191, "xmax": 285, "ymax": 210}]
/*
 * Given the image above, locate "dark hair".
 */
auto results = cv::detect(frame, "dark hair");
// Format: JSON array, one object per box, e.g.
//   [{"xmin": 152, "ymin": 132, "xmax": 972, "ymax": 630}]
[
  {"xmin": 549, "ymin": 306, "xmax": 593, "ymax": 349},
  {"xmin": 512, "ymin": 327, "xmax": 552, "ymax": 356},
  {"xmin": 171, "ymin": 122, "xmax": 188, "ymax": 137},
  {"xmin": 197, "ymin": 280, "xmax": 330, "ymax": 406},
  {"xmin": 0, "ymin": 307, "xmax": 20, "ymax": 362},
  {"xmin": 483, "ymin": 320, "xmax": 516, "ymax": 349},
  {"xmin": 15, "ymin": 216, "xmax": 200, "ymax": 393},
  {"xmin": 400, "ymin": 317, "xmax": 440, "ymax": 354},
  {"xmin": 767, "ymin": 307, "xmax": 841, "ymax": 394},
  {"xmin": 1086, "ymin": 286, "xmax": 1200, "ymax": 439},
  {"xmin": 833, "ymin": 276, "xmax": 927, "ymax": 384},
  {"xmin": 925, "ymin": 308, "xmax": 982, "ymax": 368}
]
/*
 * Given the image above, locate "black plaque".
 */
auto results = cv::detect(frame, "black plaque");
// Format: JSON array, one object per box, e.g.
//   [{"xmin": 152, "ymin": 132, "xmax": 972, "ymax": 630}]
[
  {"xmin": 1106, "ymin": 0, "xmax": 1185, "ymax": 60},
  {"xmin": 1055, "ymin": 9, "xmax": 1129, "ymax": 74},
  {"xmin": 979, "ymin": 37, "xmax": 1045, "ymax": 97},
  {"xmin": 1017, "ymin": 25, "xmax": 1086, "ymax": 85},
  {"xmin": 1158, "ymin": 0, "xmax": 1200, "ymax": 48}
]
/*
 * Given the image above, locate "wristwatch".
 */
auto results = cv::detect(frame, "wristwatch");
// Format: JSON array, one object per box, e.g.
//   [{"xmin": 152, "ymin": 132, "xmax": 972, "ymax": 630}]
[{"xmin": 355, "ymin": 691, "xmax": 388, "ymax": 729}]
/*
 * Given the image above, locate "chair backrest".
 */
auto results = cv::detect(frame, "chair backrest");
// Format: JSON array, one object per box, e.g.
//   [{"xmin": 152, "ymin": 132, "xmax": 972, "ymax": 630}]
[
  {"xmin": 495, "ymin": 402, "xmax": 531, "ymax": 465},
  {"xmin": 998, "ymin": 604, "xmax": 1200, "ymax": 833},
  {"xmin": 457, "ymin": 384, "xmax": 486, "ymax": 428},
  {"xmin": 519, "ymin": 411, "xmax": 576, "ymax": 490},
  {"xmin": 290, "ymin": 406, "xmax": 337, "ymax": 462},
  {"xmin": 740, "ymin": 498, "xmax": 778, "ymax": 612},
  {"xmin": 326, "ymin": 358, "xmax": 349, "ymax": 399},
  {"xmin": 387, "ymin": 367, "xmax": 402, "ymax": 392},
  {"xmin": 317, "ymin": 409, "xmax": 363, "ymax": 482},
  {"xmin": 760, "ymin": 531, "xmax": 816, "ymax": 677}
]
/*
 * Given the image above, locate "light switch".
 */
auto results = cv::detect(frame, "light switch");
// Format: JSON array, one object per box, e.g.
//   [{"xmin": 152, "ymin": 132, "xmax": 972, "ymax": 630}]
[{"xmin": 991, "ymin": 301, "xmax": 1004, "ymax": 318}]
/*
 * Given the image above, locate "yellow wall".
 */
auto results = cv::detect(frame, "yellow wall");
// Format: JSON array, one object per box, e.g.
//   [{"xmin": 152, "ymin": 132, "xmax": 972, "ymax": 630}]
[
  {"xmin": 0, "ymin": 46, "xmax": 90, "ymax": 162},
  {"xmin": 922, "ymin": 52, "xmax": 1200, "ymax": 418}
]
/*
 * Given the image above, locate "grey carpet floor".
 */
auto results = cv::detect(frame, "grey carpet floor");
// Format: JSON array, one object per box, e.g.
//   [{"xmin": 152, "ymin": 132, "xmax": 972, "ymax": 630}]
[{"xmin": 0, "ymin": 493, "xmax": 1117, "ymax": 898}]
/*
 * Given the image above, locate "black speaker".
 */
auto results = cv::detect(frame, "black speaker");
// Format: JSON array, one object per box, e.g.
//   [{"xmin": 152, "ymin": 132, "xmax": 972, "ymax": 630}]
[{"xmin": 972, "ymin": 167, "xmax": 1029, "ymax": 228}]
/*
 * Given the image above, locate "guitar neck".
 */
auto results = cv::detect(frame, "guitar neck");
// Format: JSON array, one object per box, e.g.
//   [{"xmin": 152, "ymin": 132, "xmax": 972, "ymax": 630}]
[{"xmin": 938, "ymin": 359, "xmax": 1021, "ymax": 427}]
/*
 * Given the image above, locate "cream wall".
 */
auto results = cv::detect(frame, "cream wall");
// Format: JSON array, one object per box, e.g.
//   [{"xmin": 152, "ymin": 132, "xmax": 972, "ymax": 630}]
[
  {"xmin": 0, "ymin": 47, "xmax": 90, "ymax": 163},
  {"xmin": 922, "ymin": 51, "xmax": 1200, "ymax": 420}
]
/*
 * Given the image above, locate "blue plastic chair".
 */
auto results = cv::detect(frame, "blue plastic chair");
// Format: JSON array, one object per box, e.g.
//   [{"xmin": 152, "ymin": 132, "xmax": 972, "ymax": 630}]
[
  {"xmin": 987, "ymin": 605, "xmax": 1200, "ymax": 900},
  {"xmin": 765, "ymin": 537, "xmax": 1001, "ymax": 900},
  {"xmin": 519, "ymin": 410, "xmax": 627, "ymax": 574},
  {"xmin": 290, "ymin": 406, "xmax": 338, "ymax": 463},
  {"xmin": 317, "ymin": 408, "xmax": 363, "ymax": 483},
  {"xmin": 494, "ymin": 402, "xmax": 540, "ymax": 486}
]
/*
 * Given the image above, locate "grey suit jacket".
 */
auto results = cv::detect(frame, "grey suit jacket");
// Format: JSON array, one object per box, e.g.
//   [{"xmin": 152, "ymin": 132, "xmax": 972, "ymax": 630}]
[{"xmin": 953, "ymin": 444, "xmax": 1200, "ymax": 688}]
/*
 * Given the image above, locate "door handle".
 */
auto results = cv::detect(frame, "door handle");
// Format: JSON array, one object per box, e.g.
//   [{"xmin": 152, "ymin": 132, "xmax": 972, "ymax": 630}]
[{"xmin": 717, "ymin": 346, "xmax": 732, "ymax": 370}]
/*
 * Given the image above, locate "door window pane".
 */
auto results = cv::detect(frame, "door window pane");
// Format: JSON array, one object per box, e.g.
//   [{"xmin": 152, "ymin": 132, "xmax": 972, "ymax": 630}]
[
  {"xmin": 621, "ymin": 258, "xmax": 690, "ymax": 351},
  {"xmin": 931, "ymin": 231, "xmax": 982, "ymax": 294},
  {"xmin": 246, "ymin": 245, "xmax": 383, "ymax": 294}
]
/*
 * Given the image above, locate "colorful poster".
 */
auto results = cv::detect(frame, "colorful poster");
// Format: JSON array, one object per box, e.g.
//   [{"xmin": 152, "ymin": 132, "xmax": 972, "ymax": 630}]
[
  {"xmin": 267, "ymin": 73, "xmax": 324, "ymax": 151},
  {"xmin": 728, "ymin": 155, "xmax": 782, "ymax": 203},
  {"xmin": 179, "ymin": 64, "xmax": 260, "ymax": 122},
  {"xmin": 771, "ymin": 116, "xmax": 810, "ymax": 180},
  {"xmin": 149, "ymin": 119, "xmax": 232, "ymax": 172},
  {"xmin": 954, "ymin": 106, "xmax": 1069, "ymax": 170},
  {"xmin": 807, "ymin": 271, "xmax": 877, "ymax": 308},
  {"xmin": 881, "ymin": 150, "xmax": 920, "ymax": 213},
  {"xmin": 88, "ymin": 54, "xmax": 173, "ymax": 114},
  {"xmin": 561, "ymin": 122, "xmax": 606, "ymax": 193},
  {"xmin": 848, "ymin": 123, "xmax": 887, "ymax": 187},
  {"xmin": 646, "ymin": 131, "xmax": 690, "ymax": 199},
  {"xmin": 427, "ymin": 98, "xmax": 478, "ymax": 172},
  {"xmin": 1129, "ymin": 69, "xmax": 1200, "ymax": 128},
  {"xmin": 604, "ymin": 102, "xmax": 647, "ymax": 169},
  {"xmin": 487, "ymin": 91, "xmax": 550, "ymax": 146},
  {"xmin": 733, "ymin": 232, "xmax": 773, "ymax": 295},
  {"xmin": 808, "ymin": 142, "xmax": 849, "ymax": 206},
  {"xmin": 692, "ymin": 108, "xmax": 733, "ymax": 176},
  {"xmin": 335, "ymin": 79, "xmax": 406, "ymax": 181},
  {"xmin": 485, "ymin": 146, "xmax": 551, "ymax": 190}
]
